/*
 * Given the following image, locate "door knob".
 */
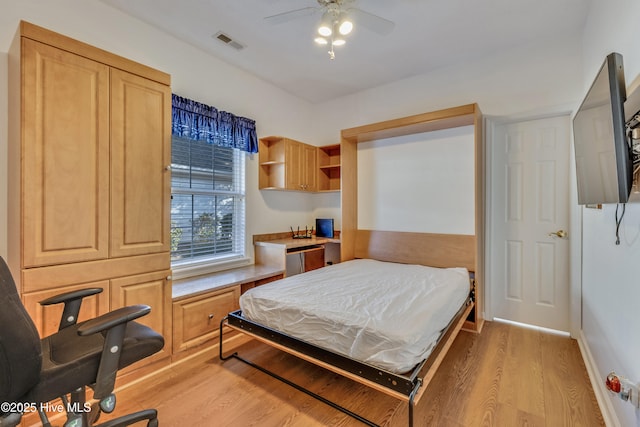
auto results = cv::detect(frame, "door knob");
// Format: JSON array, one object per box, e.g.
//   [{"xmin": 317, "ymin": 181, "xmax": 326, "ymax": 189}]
[{"xmin": 548, "ymin": 230, "xmax": 567, "ymax": 238}]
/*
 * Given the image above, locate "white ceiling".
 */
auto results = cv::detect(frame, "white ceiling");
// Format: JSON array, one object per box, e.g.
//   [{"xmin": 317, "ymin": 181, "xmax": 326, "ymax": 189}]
[{"xmin": 100, "ymin": 0, "xmax": 591, "ymax": 104}]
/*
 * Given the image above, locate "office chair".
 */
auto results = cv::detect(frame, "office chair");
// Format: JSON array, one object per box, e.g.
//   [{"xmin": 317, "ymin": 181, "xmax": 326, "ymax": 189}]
[{"xmin": 0, "ymin": 257, "xmax": 164, "ymax": 427}]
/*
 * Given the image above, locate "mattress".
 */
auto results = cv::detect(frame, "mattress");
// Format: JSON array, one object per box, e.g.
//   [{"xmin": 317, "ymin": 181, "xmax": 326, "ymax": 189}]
[{"xmin": 239, "ymin": 259, "xmax": 470, "ymax": 374}]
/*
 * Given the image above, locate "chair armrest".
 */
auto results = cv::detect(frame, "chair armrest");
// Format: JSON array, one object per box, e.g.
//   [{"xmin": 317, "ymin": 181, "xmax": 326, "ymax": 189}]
[
  {"xmin": 77, "ymin": 305, "xmax": 151, "ymax": 336},
  {"xmin": 39, "ymin": 288, "xmax": 103, "ymax": 305},
  {"xmin": 77, "ymin": 304, "xmax": 152, "ymax": 400},
  {"xmin": 39, "ymin": 288, "xmax": 104, "ymax": 331}
]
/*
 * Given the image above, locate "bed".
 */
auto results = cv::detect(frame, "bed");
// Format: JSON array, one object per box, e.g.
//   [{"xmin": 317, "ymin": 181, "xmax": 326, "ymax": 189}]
[
  {"xmin": 220, "ymin": 104, "xmax": 484, "ymax": 426},
  {"xmin": 239, "ymin": 259, "xmax": 470, "ymax": 374},
  {"xmin": 220, "ymin": 243, "xmax": 476, "ymax": 427}
]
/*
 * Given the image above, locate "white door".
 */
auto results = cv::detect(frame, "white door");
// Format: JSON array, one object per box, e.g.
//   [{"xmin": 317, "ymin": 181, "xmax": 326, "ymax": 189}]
[{"xmin": 490, "ymin": 115, "xmax": 571, "ymax": 331}]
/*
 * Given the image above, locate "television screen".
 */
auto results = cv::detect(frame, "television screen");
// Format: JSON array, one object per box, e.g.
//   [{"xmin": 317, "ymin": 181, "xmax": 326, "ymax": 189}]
[{"xmin": 573, "ymin": 52, "xmax": 632, "ymax": 205}]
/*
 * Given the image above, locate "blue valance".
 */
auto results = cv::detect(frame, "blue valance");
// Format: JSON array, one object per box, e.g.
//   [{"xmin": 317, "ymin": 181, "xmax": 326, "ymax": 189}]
[{"xmin": 171, "ymin": 94, "xmax": 258, "ymax": 153}]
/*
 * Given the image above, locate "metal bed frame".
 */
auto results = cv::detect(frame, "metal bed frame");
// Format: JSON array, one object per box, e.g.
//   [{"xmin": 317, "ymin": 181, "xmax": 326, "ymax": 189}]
[{"xmin": 219, "ymin": 297, "xmax": 473, "ymax": 427}]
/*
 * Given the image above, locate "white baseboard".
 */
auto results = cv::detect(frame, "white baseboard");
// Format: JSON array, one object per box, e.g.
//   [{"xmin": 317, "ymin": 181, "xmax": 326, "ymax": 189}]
[{"xmin": 577, "ymin": 330, "xmax": 620, "ymax": 427}]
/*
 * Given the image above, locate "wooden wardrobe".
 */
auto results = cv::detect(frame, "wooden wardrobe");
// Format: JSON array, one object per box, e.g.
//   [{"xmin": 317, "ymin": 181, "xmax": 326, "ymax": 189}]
[{"xmin": 7, "ymin": 21, "xmax": 173, "ymax": 369}]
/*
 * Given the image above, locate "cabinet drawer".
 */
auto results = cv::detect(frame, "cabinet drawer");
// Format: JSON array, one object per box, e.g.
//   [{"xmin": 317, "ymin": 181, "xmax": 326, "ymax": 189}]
[{"xmin": 173, "ymin": 286, "xmax": 240, "ymax": 353}]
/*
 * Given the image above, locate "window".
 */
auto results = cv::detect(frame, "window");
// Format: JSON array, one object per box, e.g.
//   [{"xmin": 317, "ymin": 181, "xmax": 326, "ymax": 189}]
[{"xmin": 170, "ymin": 135, "xmax": 246, "ymax": 270}]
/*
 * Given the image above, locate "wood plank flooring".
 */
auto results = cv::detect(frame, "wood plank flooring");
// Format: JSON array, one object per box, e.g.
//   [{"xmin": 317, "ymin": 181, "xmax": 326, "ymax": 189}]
[{"xmin": 105, "ymin": 321, "xmax": 604, "ymax": 426}]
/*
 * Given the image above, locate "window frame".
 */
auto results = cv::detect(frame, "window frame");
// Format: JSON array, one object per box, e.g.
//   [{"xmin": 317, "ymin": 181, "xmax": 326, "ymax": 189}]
[{"xmin": 170, "ymin": 135, "xmax": 248, "ymax": 279}]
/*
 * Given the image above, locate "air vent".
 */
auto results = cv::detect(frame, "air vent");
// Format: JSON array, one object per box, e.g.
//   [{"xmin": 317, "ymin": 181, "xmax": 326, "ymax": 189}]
[{"xmin": 213, "ymin": 31, "xmax": 245, "ymax": 51}]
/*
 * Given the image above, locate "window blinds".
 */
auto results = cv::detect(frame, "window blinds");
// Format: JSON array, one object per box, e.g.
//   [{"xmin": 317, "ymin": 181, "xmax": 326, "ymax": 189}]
[{"xmin": 170, "ymin": 135, "xmax": 245, "ymax": 265}]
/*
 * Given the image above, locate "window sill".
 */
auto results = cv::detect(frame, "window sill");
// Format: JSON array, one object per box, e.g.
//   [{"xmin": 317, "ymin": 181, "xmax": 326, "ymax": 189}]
[
  {"xmin": 171, "ymin": 256, "xmax": 251, "ymax": 281},
  {"xmin": 172, "ymin": 264, "xmax": 285, "ymax": 301}
]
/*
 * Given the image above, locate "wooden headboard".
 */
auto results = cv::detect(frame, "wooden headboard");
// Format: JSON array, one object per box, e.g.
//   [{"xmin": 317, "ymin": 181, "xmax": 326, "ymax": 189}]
[{"xmin": 354, "ymin": 230, "xmax": 476, "ymax": 272}]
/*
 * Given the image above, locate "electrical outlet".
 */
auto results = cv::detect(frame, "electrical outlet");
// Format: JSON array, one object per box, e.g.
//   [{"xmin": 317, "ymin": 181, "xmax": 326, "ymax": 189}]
[
  {"xmin": 606, "ymin": 372, "xmax": 640, "ymax": 408},
  {"xmin": 621, "ymin": 377, "xmax": 640, "ymax": 407}
]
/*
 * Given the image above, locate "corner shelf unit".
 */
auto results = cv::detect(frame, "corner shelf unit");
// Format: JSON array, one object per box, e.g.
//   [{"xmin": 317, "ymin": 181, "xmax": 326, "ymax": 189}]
[
  {"xmin": 259, "ymin": 136, "xmax": 342, "ymax": 193},
  {"xmin": 258, "ymin": 136, "xmax": 286, "ymax": 190},
  {"xmin": 317, "ymin": 144, "xmax": 341, "ymax": 192}
]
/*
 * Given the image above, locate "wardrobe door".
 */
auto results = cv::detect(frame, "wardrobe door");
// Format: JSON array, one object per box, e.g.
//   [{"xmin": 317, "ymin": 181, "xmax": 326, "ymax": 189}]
[
  {"xmin": 110, "ymin": 69, "xmax": 171, "ymax": 258},
  {"xmin": 21, "ymin": 39, "xmax": 110, "ymax": 267},
  {"xmin": 111, "ymin": 270, "xmax": 172, "ymax": 365}
]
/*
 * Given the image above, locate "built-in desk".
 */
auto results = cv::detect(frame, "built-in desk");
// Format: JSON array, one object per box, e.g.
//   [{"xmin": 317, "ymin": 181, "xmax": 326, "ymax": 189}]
[{"xmin": 254, "ymin": 235, "xmax": 341, "ymax": 276}]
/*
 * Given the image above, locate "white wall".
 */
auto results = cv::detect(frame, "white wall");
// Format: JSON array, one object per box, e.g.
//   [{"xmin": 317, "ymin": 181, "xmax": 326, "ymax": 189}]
[
  {"xmin": 580, "ymin": 0, "xmax": 640, "ymax": 425},
  {"xmin": 0, "ymin": 0, "xmax": 320, "ymax": 263},
  {"xmin": 311, "ymin": 33, "xmax": 584, "ymax": 142},
  {"xmin": 357, "ymin": 126, "xmax": 475, "ymax": 234}
]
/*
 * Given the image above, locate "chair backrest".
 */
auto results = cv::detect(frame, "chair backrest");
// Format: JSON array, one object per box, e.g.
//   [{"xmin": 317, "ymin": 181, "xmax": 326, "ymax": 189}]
[{"xmin": 0, "ymin": 257, "xmax": 42, "ymax": 404}]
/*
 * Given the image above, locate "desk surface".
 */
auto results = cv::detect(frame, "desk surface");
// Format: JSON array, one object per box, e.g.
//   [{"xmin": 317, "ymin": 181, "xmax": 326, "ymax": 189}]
[{"xmin": 254, "ymin": 236, "xmax": 340, "ymax": 250}]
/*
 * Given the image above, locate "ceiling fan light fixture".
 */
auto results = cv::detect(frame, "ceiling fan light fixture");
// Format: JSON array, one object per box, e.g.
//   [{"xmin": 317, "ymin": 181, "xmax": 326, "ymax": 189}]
[
  {"xmin": 338, "ymin": 14, "xmax": 353, "ymax": 35},
  {"xmin": 266, "ymin": 0, "xmax": 395, "ymax": 60},
  {"xmin": 318, "ymin": 25, "xmax": 332, "ymax": 36},
  {"xmin": 317, "ymin": 11, "xmax": 333, "ymax": 36}
]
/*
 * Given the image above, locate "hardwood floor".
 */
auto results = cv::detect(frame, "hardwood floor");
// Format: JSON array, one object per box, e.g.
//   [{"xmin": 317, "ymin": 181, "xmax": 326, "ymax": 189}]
[{"xmin": 106, "ymin": 321, "xmax": 604, "ymax": 426}]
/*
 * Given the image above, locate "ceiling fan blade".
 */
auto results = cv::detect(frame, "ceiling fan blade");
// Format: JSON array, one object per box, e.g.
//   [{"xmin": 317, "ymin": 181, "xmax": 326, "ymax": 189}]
[
  {"xmin": 264, "ymin": 7, "xmax": 319, "ymax": 25},
  {"xmin": 349, "ymin": 8, "xmax": 395, "ymax": 35}
]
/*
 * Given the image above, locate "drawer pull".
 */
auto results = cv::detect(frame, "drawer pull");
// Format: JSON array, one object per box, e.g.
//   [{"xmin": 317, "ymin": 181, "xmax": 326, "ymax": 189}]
[{"xmin": 208, "ymin": 314, "xmax": 214, "ymax": 320}]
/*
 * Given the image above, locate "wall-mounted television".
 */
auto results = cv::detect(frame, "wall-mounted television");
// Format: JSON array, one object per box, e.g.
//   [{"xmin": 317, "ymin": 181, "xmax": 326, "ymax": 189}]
[{"xmin": 573, "ymin": 52, "xmax": 632, "ymax": 205}]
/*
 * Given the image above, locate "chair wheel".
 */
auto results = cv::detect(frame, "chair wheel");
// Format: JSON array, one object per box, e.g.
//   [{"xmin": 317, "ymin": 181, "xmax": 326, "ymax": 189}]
[
  {"xmin": 63, "ymin": 413, "xmax": 82, "ymax": 427},
  {"xmin": 99, "ymin": 394, "xmax": 116, "ymax": 414}
]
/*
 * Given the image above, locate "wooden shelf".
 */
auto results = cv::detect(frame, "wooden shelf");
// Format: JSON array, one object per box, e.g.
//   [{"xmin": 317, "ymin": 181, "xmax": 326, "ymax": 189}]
[
  {"xmin": 317, "ymin": 144, "xmax": 341, "ymax": 192},
  {"xmin": 259, "ymin": 137, "xmax": 286, "ymax": 190}
]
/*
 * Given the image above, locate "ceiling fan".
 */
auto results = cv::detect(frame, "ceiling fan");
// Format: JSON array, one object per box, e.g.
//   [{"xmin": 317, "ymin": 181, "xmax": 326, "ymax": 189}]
[{"xmin": 265, "ymin": 0, "xmax": 395, "ymax": 59}]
